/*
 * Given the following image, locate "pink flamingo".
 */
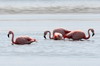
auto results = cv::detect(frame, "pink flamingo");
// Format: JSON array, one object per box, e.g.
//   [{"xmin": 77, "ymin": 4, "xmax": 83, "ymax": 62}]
[
  {"xmin": 64, "ymin": 28, "xmax": 95, "ymax": 40},
  {"xmin": 44, "ymin": 28, "xmax": 71, "ymax": 40},
  {"xmin": 7, "ymin": 31, "xmax": 37, "ymax": 45}
]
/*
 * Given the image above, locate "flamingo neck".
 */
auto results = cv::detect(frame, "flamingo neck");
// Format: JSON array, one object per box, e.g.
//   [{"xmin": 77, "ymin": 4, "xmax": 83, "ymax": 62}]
[
  {"xmin": 11, "ymin": 32, "xmax": 15, "ymax": 44},
  {"xmin": 85, "ymin": 29, "xmax": 91, "ymax": 39},
  {"xmin": 47, "ymin": 31, "xmax": 52, "ymax": 39}
]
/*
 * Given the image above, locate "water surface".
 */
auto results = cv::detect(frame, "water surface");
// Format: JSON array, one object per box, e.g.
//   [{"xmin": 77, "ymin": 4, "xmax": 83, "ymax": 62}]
[{"xmin": 0, "ymin": 14, "xmax": 100, "ymax": 58}]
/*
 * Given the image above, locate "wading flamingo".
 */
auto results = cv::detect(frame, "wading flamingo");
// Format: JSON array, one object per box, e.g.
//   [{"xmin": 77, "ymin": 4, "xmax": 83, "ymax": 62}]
[
  {"xmin": 44, "ymin": 28, "xmax": 71, "ymax": 40},
  {"xmin": 7, "ymin": 31, "xmax": 37, "ymax": 45},
  {"xmin": 64, "ymin": 28, "xmax": 95, "ymax": 40}
]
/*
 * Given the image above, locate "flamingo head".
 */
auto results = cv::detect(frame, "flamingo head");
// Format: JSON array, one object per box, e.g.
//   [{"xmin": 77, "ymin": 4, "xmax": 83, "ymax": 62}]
[
  {"xmin": 92, "ymin": 32, "xmax": 95, "ymax": 37},
  {"xmin": 44, "ymin": 31, "xmax": 47, "ymax": 39},
  {"xmin": 90, "ymin": 29, "xmax": 95, "ymax": 37},
  {"xmin": 7, "ymin": 31, "xmax": 13, "ymax": 38},
  {"xmin": 43, "ymin": 31, "xmax": 50, "ymax": 39}
]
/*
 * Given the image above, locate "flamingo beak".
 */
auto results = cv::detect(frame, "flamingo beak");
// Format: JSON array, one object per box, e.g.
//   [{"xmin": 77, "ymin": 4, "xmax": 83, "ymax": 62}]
[
  {"xmin": 44, "ymin": 35, "xmax": 46, "ymax": 39},
  {"xmin": 7, "ymin": 34, "xmax": 9, "ymax": 38},
  {"xmin": 92, "ymin": 33, "xmax": 95, "ymax": 37}
]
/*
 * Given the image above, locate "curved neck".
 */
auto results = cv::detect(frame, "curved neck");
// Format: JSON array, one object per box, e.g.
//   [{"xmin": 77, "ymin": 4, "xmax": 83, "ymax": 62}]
[
  {"xmin": 11, "ymin": 32, "xmax": 15, "ymax": 44},
  {"xmin": 85, "ymin": 29, "xmax": 91, "ymax": 39},
  {"xmin": 47, "ymin": 31, "xmax": 52, "ymax": 39}
]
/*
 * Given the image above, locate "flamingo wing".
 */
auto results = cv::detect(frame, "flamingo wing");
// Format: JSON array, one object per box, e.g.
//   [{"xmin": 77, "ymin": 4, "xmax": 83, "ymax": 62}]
[{"xmin": 71, "ymin": 31, "xmax": 85, "ymax": 40}]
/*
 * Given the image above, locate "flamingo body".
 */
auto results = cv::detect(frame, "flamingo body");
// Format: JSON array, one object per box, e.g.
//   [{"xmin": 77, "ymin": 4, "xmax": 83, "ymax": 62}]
[
  {"xmin": 64, "ymin": 29, "xmax": 95, "ymax": 40},
  {"xmin": 15, "ymin": 36, "xmax": 36, "ymax": 44},
  {"xmin": 66, "ymin": 31, "xmax": 86, "ymax": 40},
  {"xmin": 8, "ymin": 31, "xmax": 37, "ymax": 45}
]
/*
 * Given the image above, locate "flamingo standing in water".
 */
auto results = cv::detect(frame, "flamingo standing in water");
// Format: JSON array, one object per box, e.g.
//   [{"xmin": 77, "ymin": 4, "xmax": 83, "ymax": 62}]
[
  {"xmin": 64, "ymin": 28, "xmax": 95, "ymax": 40},
  {"xmin": 44, "ymin": 28, "xmax": 71, "ymax": 40},
  {"xmin": 7, "ymin": 31, "xmax": 37, "ymax": 45}
]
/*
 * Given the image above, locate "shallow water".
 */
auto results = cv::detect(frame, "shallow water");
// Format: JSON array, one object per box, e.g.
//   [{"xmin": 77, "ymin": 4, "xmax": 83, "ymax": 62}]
[{"xmin": 0, "ymin": 14, "xmax": 100, "ymax": 58}]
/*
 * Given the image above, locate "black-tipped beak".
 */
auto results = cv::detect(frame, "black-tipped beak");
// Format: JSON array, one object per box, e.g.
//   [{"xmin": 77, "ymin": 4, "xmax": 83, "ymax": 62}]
[
  {"xmin": 7, "ymin": 34, "xmax": 9, "ymax": 38},
  {"xmin": 92, "ymin": 33, "xmax": 95, "ymax": 37},
  {"xmin": 44, "ymin": 35, "xmax": 46, "ymax": 39}
]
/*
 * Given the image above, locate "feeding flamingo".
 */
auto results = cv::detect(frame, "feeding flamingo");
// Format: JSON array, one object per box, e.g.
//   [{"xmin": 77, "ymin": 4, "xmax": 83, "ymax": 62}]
[
  {"xmin": 44, "ymin": 28, "xmax": 71, "ymax": 40},
  {"xmin": 7, "ymin": 31, "xmax": 37, "ymax": 45},
  {"xmin": 64, "ymin": 28, "xmax": 95, "ymax": 40}
]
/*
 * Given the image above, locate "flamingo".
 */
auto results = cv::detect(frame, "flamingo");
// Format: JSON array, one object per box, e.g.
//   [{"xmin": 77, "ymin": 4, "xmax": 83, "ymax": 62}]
[
  {"xmin": 44, "ymin": 28, "xmax": 71, "ymax": 40},
  {"xmin": 7, "ymin": 31, "xmax": 37, "ymax": 45},
  {"xmin": 64, "ymin": 28, "xmax": 95, "ymax": 40}
]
